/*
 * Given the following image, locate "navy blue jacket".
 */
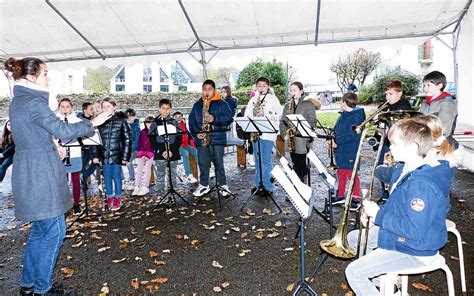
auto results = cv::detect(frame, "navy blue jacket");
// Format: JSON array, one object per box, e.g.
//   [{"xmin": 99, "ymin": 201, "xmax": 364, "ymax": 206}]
[
  {"xmin": 375, "ymin": 160, "xmax": 452, "ymax": 256},
  {"xmin": 333, "ymin": 108, "xmax": 366, "ymax": 169},
  {"xmin": 189, "ymin": 96, "xmax": 234, "ymax": 146},
  {"xmin": 129, "ymin": 118, "xmax": 140, "ymax": 152}
]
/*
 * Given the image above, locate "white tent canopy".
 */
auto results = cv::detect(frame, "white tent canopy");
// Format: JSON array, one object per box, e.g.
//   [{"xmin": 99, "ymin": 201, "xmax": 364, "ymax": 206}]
[{"xmin": 0, "ymin": 0, "xmax": 471, "ymax": 65}]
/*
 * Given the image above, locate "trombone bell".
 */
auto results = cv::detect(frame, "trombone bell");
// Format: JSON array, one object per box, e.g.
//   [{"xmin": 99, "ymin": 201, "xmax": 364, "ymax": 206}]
[{"xmin": 320, "ymin": 237, "xmax": 356, "ymax": 259}]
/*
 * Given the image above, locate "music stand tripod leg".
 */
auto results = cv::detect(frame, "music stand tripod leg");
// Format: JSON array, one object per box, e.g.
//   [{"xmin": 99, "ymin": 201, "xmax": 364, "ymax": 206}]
[{"xmin": 293, "ymin": 218, "xmax": 318, "ymax": 296}]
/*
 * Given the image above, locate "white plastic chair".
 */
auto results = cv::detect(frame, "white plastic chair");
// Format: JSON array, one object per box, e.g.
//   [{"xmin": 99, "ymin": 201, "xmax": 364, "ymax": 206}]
[
  {"xmin": 446, "ymin": 219, "xmax": 466, "ymax": 292},
  {"xmin": 380, "ymin": 253, "xmax": 455, "ymax": 296}
]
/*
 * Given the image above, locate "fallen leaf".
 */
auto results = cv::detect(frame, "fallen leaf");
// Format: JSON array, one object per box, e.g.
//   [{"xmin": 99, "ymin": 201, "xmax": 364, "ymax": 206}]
[
  {"xmin": 151, "ymin": 229, "xmax": 162, "ymax": 236},
  {"xmin": 154, "ymin": 260, "xmax": 166, "ymax": 266},
  {"xmin": 275, "ymin": 221, "xmax": 283, "ymax": 227},
  {"xmin": 145, "ymin": 225, "xmax": 155, "ymax": 230},
  {"xmin": 213, "ymin": 286, "xmax": 222, "ymax": 292},
  {"xmin": 340, "ymin": 283, "xmax": 349, "ymax": 290},
  {"xmin": 71, "ymin": 241, "xmax": 83, "ymax": 248},
  {"xmin": 150, "ymin": 277, "xmax": 168, "ymax": 284},
  {"xmin": 450, "ymin": 255, "xmax": 459, "ymax": 261},
  {"xmin": 149, "ymin": 250, "xmax": 159, "ymax": 258},
  {"xmin": 203, "ymin": 209, "xmax": 214, "ymax": 214},
  {"xmin": 60, "ymin": 267, "xmax": 75, "ymax": 278},
  {"xmin": 112, "ymin": 258, "xmax": 127, "ymax": 263},
  {"xmin": 145, "ymin": 285, "xmax": 160, "ymax": 292},
  {"xmin": 191, "ymin": 239, "xmax": 199, "ymax": 246},
  {"xmin": 100, "ymin": 283, "xmax": 109, "ymax": 294},
  {"xmin": 412, "ymin": 282, "xmax": 432, "ymax": 291},
  {"xmin": 241, "ymin": 232, "xmax": 248, "ymax": 239},
  {"xmin": 140, "ymin": 280, "xmax": 149, "ymax": 285},
  {"xmin": 212, "ymin": 260, "xmax": 224, "ymax": 268},
  {"xmin": 287, "ymin": 283, "xmax": 295, "ymax": 292},
  {"xmin": 66, "ymin": 255, "xmax": 73, "ymax": 260},
  {"xmin": 162, "ymin": 249, "xmax": 171, "ymax": 253},
  {"xmin": 147, "ymin": 269, "xmax": 156, "ymax": 274},
  {"xmin": 98, "ymin": 246, "xmax": 110, "ymax": 252},
  {"xmin": 175, "ymin": 234, "xmax": 184, "ymax": 240},
  {"xmin": 255, "ymin": 231, "xmax": 264, "ymax": 239},
  {"xmin": 91, "ymin": 233, "xmax": 102, "ymax": 240},
  {"xmin": 131, "ymin": 278, "xmax": 139, "ymax": 289},
  {"xmin": 284, "ymin": 247, "xmax": 294, "ymax": 251},
  {"xmin": 225, "ymin": 230, "xmax": 230, "ymax": 235},
  {"xmin": 267, "ymin": 232, "xmax": 279, "ymax": 238},
  {"xmin": 221, "ymin": 281, "xmax": 230, "ymax": 288},
  {"xmin": 135, "ymin": 256, "xmax": 143, "ymax": 261},
  {"xmin": 231, "ymin": 227, "xmax": 240, "ymax": 232}
]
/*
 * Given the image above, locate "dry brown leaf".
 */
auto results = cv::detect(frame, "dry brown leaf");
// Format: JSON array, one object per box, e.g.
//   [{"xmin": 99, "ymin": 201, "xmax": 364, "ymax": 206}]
[
  {"xmin": 71, "ymin": 241, "xmax": 83, "ymax": 248},
  {"xmin": 203, "ymin": 209, "xmax": 214, "ymax": 214},
  {"xmin": 150, "ymin": 277, "xmax": 168, "ymax": 284},
  {"xmin": 340, "ymin": 283, "xmax": 349, "ymax": 290},
  {"xmin": 154, "ymin": 260, "xmax": 166, "ymax": 266},
  {"xmin": 412, "ymin": 282, "xmax": 432, "ymax": 291},
  {"xmin": 344, "ymin": 292, "xmax": 354, "ymax": 296},
  {"xmin": 286, "ymin": 283, "xmax": 295, "ymax": 292},
  {"xmin": 145, "ymin": 285, "xmax": 160, "ymax": 292},
  {"xmin": 213, "ymin": 286, "xmax": 222, "ymax": 292},
  {"xmin": 60, "ymin": 267, "xmax": 75, "ymax": 278},
  {"xmin": 119, "ymin": 243, "xmax": 128, "ymax": 250},
  {"xmin": 254, "ymin": 231, "xmax": 264, "ymax": 239},
  {"xmin": 241, "ymin": 232, "xmax": 248, "ymax": 239},
  {"xmin": 175, "ymin": 234, "xmax": 184, "ymax": 240},
  {"xmin": 450, "ymin": 255, "xmax": 459, "ymax": 261},
  {"xmin": 275, "ymin": 221, "xmax": 283, "ymax": 227},
  {"xmin": 112, "ymin": 258, "xmax": 127, "ymax": 263},
  {"xmin": 191, "ymin": 239, "xmax": 199, "ymax": 246},
  {"xmin": 100, "ymin": 283, "xmax": 109, "ymax": 294},
  {"xmin": 162, "ymin": 249, "xmax": 171, "ymax": 253},
  {"xmin": 221, "ymin": 281, "xmax": 230, "ymax": 288},
  {"xmin": 284, "ymin": 247, "xmax": 294, "ymax": 251},
  {"xmin": 329, "ymin": 267, "xmax": 339, "ymax": 273},
  {"xmin": 149, "ymin": 250, "xmax": 159, "ymax": 258},
  {"xmin": 131, "ymin": 278, "xmax": 139, "ymax": 290},
  {"xmin": 212, "ymin": 260, "xmax": 223, "ymax": 268},
  {"xmin": 91, "ymin": 233, "xmax": 102, "ymax": 240},
  {"xmin": 66, "ymin": 255, "xmax": 73, "ymax": 260},
  {"xmin": 267, "ymin": 231, "xmax": 279, "ymax": 238},
  {"xmin": 140, "ymin": 280, "xmax": 149, "ymax": 285},
  {"xmin": 231, "ymin": 227, "xmax": 240, "ymax": 232},
  {"xmin": 147, "ymin": 269, "xmax": 156, "ymax": 274},
  {"xmin": 151, "ymin": 229, "xmax": 162, "ymax": 236}
]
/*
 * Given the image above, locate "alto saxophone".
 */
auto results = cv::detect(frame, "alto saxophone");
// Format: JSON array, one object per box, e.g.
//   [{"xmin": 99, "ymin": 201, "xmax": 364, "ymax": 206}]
[
  {"xmin": 284, "ymin": 98, "xmax": 297, "ymax": 153},
  {"xmin": 201, "ymin": 96, "xmax": 211, "ymax": 146},
  {"xmin": 250, "ymin": 93, "xmax": 267, "ymax": 142}
]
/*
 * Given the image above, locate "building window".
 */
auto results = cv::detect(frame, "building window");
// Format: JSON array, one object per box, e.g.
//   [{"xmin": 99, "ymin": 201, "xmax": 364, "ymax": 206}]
[
  {"xmin": 160, "ymin": 85, "xmax": 169, "ymax": 92},
  {"xmin": 178, "ymin": 85, "xmax": 187, "ymax": 92},
  {"xmin": 143, "ymin": 85, "xmax": 152, "ymax": 93},
  {"xmin": 115, "ymin": 84, "xmax": 125, "ymax": 92},
  {"xmin": 143, "ymin": 67, "xmax": 152, "ymax": 82},
  {"xmin": 115, "ymin": 67, "xmax": 125, "ymax": 82},
  {"xmin": 160, "ymin": 68, "xmax": 169, "ymax": 83}
]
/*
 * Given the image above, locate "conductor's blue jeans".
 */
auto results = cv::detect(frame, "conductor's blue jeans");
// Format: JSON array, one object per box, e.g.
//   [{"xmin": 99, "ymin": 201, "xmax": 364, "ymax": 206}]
[{"xmin": 20, "ymin": 215, "xmax": 66, "ymax": 294}]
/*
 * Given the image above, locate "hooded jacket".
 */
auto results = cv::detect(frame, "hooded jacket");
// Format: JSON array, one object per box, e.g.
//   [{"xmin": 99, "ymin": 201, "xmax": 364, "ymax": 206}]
[
  {"xmin": 129, "ymin": 118, "xmax": 141, "ymax": 152},
  {"xmin": 333, "ymin": 107, "xmax": 366, "ymax": 169},
  {"xmin": 93, "ymin": 111, "xmax": 132, "ymax": 164},
  {"xmin": 9, "ymin": 80, "xmax": 94, "ymax": 221},
  {"xmin": 244, "ymin": 91, "xmax": 282, "ymax": 142},
  {"xmin": 189, "ymin": 92, "xmax": 234, "ymax": 146},
  {"xmin": 374, "ymin": 160, "xmax": 452, "ymax": 256},
  {"xmin": 419, "ymin": 92, "xmax": 458, "ymax": 147}
]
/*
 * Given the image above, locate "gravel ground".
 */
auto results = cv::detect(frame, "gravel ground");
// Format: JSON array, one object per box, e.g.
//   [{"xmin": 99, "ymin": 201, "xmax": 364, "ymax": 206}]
[{"xmin": 0, "ymin": 141, "xmax": 472, "ymax": 295}]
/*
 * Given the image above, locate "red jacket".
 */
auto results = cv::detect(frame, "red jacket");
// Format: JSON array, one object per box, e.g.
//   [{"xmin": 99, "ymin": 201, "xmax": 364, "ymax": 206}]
[{"xmin": 178, "ymin": 121, "xmax": 196, "ymax": 148}]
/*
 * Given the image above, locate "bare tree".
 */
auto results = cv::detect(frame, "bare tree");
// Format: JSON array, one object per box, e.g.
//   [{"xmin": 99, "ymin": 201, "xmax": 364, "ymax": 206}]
[{"xmin": 330, "ymin": 48, "xmax": 381, "ymax": 93}]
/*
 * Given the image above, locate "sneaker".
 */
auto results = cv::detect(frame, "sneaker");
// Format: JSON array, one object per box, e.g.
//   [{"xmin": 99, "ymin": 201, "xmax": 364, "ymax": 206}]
[
  {"xmin": 20, "ymin": 286, "xmax": 33, "ymax": 295},
  {"xmin": 219, "ymin": 185, "xmax": 231, "ymax": 197},
  {"xmin": 106, "ymin": 198, "xmax": 114, "ymax": 210},
  {"xmin": 193, "ymin": 184, "xmax": 210, "ymax": 197},
  {"xmin": 137, "ymin": 186, "xmax": 149, "ymax": 196},
  {"xmin": 131, "ymin": 186, "xmax": 140, "ymax": 196},
  {"xmin": 248, "ymin": 158, "xmax": 255, "ymax": 167},
  {"xmin": 111, "ymin": 198, "xmax": 121, "ymax": 211},
  {"xmin": 127, "ymin": 181, "xmax": 136, "ymax": 191},
  {"xmin": 350, "ymin": 199, "xmax": 361, "ymax": 211},
  {"xmin": 187, "ymin": 174, "xmax": 198, "ymax": 184},
  {"xmin": 331, "ymin": 196, "xmax": 345, "ymax": 205},
  {"xmin": 73, "ymin": 203, "xmax": 81, "ymax": 214}
]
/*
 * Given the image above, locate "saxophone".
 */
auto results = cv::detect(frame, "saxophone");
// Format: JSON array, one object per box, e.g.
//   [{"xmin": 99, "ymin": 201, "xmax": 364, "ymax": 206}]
[
  {"xmin": 284, "ymin": 98, "xmax": 297, "ymax": 153},
  {"xmin": 201, "ymin": 95, "xmax": 211, "ymax": 146},
  {"xmin": 250, "ymin": 93, "xmax": 267, "ymax": 142}
]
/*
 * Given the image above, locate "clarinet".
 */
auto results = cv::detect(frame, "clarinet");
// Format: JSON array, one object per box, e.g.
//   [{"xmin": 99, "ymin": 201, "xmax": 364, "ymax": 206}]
[{"xmin": 63, "ymin": 114, "xmax": 72, "ymax": 166}]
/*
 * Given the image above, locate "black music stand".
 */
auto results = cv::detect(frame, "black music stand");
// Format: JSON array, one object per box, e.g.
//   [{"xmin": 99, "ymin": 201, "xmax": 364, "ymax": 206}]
[
  {"xmin": 235, "ymin": 116, "xmax": 281, "ymax": 213},
  {"xmin": 271, "ymin": 164, "xmax": 318, "ymax": 296},
  {"xmin": 150, "ymin": 122, "xmax": 189, "ymax": 212},
  {"xmin": 65, "ymin": 129, "xmax": 103, "ymax": 229}
]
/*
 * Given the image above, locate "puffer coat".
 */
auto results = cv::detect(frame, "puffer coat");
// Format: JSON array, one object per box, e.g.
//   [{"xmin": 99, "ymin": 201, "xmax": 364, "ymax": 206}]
[{"xmin": 93, "ymin": 112, "xmax": 132, "ymax": 164}]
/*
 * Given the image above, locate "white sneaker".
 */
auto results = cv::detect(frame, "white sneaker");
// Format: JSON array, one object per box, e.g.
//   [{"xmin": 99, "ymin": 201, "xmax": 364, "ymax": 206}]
[
  {"xmin": 248, "ymin": 158, "xmax": 255, "ymax": 167},
  {"xmin": 137, "ymin": 186, "xmax": 150, "ymax": 196},
  {"xmin": 125, "ymin": 180, "xmax": 135, "ymax": 190},
  {"xmin": 219, "ymin": 185, "xmax": 231, "ymax": 197},
  {"xmin": 131, "ymin": 186, "xmax": 140, "ymax": 196},
  {"xmin": 193, "ymin": 184, "xmax": 210, "ymax": 197},
  {"xmin": 187, "ymin": 174, "xmax": 198, "ymax": 184}
]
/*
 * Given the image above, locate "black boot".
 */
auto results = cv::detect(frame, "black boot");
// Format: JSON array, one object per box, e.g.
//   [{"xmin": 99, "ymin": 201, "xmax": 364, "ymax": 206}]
[
  {"xmin": 20, "ymin": 286, "xmax": 34, "ymax": 295},
  {"xmin": 32, "ymin": 282, "xmax": 69, "ymax": 296}
]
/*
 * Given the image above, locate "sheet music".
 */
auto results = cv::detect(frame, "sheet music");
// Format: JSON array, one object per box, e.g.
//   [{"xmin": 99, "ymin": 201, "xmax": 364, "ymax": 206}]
[
  {"xmin": 271, "ymin": 166, "xmax": 312, "ymax": 219},
  {"xmin": 63, "ymin": 128, "xmax": 102, "ymax": 146},
  {"xmin": 279, "ymin": 157, "xmax": 312, "ymax": 202},
  {"xmin": 306, "ymin": 150, "xmax": 336, "ymax": 188},
  {"xmin": 157, "ymin": 124, "xmax": 177, "ymax": 136},
  {"xmin": 234, "ymin": 116, "xmax": 278, "ymax": 133},
  {"xmin": 286, "ymin": 114, "xmax": 317, "ymax": 138}
]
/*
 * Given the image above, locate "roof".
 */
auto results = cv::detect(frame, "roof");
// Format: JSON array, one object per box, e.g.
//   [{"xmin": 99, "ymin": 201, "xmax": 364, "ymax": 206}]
[{"xmin": 0, "ymin": 0, "xmax": 471, "ymax": 63}]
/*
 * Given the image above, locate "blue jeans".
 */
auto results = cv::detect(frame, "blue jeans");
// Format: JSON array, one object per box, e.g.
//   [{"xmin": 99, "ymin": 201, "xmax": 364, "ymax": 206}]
[
  {"xmin": 0, "ymin": 156, "xmax": 13, "ymax": 182},
  {"xmin": 21, "ymin": 215, "xmax": 66, "ymax": 294},
  {"xmin": 126, "ymin": 151, "xmax": 137, "ymax": 181},
  {"xmin": 179, "ymin": 146, "xmax": 198, "ymax": 176},
  {"xmin": 102, "ymin": 164, "xmax": 122, "ymax": 198},
  {"xmin": 155, "ymin": 160, "xmax": 178, "ymax": 191},
  {"xmin": 345, "ymin": 247, "xmax": 438, "ymax": 295},
  {"xmin": 252, "ymin": 140, "xmax": 274, "ymax": 191},
  {"xmin": 196, "ymin": 145, "xmax": 226, "ymax": 186}
]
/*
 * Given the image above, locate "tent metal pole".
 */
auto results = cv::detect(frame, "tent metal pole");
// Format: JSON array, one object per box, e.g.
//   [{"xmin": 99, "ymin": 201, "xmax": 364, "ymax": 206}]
[
  {"xmin": 178, "ymin": 0, "xmax": 208, "ymax": 79},
  {"xmin": 314, "ymin": 0, "xmax": 322, "ymax": 45},
  {"xmin": 45, "ymin": 0, "xmax": 105, "ymax": 60}
]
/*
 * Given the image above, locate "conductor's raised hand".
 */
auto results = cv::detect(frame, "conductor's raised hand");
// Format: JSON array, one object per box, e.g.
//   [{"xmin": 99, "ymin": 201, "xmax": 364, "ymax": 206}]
[{"xmin": 91, "ymin": 111, "xmax": 113, "ymax": 127}]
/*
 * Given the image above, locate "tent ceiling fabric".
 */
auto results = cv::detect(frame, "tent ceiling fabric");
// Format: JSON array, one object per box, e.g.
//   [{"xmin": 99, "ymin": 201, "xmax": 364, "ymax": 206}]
[{"xmin": 0, "ymin": 0, "xmax": 470, "ymax": 63}]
